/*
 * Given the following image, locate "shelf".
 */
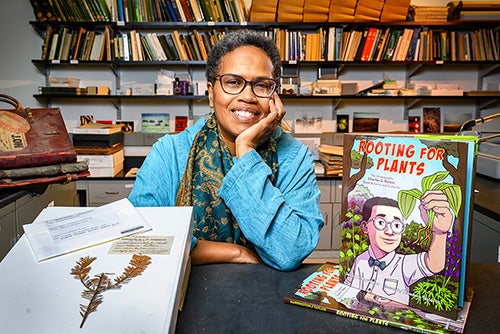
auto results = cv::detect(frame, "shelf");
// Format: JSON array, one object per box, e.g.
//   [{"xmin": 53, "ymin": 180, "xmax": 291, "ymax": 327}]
[
  {"xmin": 29, "ymin": 20, "xmax": 500, "ymax": 30},
  {"xmin": 31, "ymin": 59, "xmax": 207, "ymax": 66},
  {"xmin": 31, "ymin": 18, "xmax": 500, "ymax": 132},
  {"xmin": 34, "ymin": 94, "xmax": 207, "ymax": 100},
  {"xmin": 32, "ymin": 59, "xmax": 500, "ymax": 67},
  {"xmin": 34, "ymin": 94, "xmax": 500, "ymax": 99}
]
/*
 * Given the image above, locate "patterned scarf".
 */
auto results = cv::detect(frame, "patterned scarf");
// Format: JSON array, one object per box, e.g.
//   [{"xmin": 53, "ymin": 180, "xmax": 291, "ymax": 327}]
[{"xmin": 176, "ymin": 116, "xmax": 278, "ymax": 248}]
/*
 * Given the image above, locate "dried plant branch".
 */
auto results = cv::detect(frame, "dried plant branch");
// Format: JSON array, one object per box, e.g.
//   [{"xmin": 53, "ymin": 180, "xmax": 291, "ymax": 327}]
[{"xmin": 71, "ymin": 254, "xmax": 152, "ymax": 328}]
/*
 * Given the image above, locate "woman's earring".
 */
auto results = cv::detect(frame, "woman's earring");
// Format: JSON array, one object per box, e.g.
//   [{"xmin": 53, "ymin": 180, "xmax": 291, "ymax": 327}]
[{"xmin": 206, "ymin": 110, "xmax": 216, "ymax": 129}]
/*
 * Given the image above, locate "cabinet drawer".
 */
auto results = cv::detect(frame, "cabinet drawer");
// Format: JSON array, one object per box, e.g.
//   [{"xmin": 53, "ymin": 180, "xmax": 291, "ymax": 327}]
[
  {"xmin": 88, "ymin": 181, "xmax": 134, "ymax": 206},
  {"xmin": 317, "ymin": 180, "xmax": 331, "ymax": 203},
  {"xmin": 0, "ymin": 202, "xmax": 16, "ymax": 261}
]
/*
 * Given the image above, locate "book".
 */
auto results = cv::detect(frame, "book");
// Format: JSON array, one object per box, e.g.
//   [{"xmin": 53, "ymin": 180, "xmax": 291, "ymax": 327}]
[
  {"xmin": 74, "ymin": 143, "xmax": 124, "ymax": 155},
  {"xmin": 284, "ymin": 262, "xmax": 473, "ymax": 334},
  {"xmin": 249, "ymin": 0, "xmax": 278, "ymax": 22},
  {"xmin": 318, "ymin": 145, "xmax": 344, "ymax": 176},
  {"xmin": 423, "ymin": 107, "xmax": 441, "ymax": 133},
  {"xmin": 73, "ymin": 123, "xmax": 124, "ymax": 134},
  {"xmin": 72, "ymin": 132, "xmax": 124, "ymax": 147},
  {"xmin": 87, "ymin": 162, "xmax": 124, "ymax": 177},
  {"xmin": 408, "ymin": 116, "xmax": 421, "ymax": 133},
  {"xmin": 175, "ymin": 115, "xmax": 189, "ymax": 132},
  {"xmin": 77, "ymin": 149, "xmax": 124, "ymax": 168},
  {"xmin": 339, "ymin": 133, "xmax": 477, "ymax": 320},
  {"xmin": 0, "ymin": 160, "xmax": 88, "ymax": 180},
  {"xmin": 352, "ymin": 112, "xmax": 379, "ymax": 132},
  {"xmin": 337, "ymin": 114, "xmax": 349, "ymax": 133},
  {"xmin": 276, "ymin": 0, "xmax": 304, "ymax": 22}
]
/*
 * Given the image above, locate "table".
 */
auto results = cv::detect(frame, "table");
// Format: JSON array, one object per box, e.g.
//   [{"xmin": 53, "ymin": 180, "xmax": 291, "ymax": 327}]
[
  {"xmin": 0, "ymin": 206, "xmax": 193, "ymax": 334},
  {"xmin": 176, "ymin": 262, "xmax": 499, "ymax": 333}
]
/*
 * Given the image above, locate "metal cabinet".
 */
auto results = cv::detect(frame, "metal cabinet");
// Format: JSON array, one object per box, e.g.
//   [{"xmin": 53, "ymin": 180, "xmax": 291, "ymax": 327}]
[
  {"xmin": 313, "ymin": 179, "xmax": 342, "ymax": 259},
  {"xmin": 0, "ymin": 182, "xmax": 78, "ymax": 261},
  {"xmin": 78, "ymin": 180, "xmax": 134, "ymax": 207},
  {"xmin": 0, "ymin": 203, "xmax": 16, "ymax": 261}
]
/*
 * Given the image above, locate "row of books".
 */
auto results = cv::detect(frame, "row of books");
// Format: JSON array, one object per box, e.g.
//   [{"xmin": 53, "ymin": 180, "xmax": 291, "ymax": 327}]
[
  {"xmin": 41, "ymin": 25, "xmax": 226, "ymax": 61},
  {"xmin": 31, "ymin": 0, "xmax": 248, "ymax": 23},
  {"xmin": 268, "ymin": 26, "xmax": 500, "ymax": 63}
]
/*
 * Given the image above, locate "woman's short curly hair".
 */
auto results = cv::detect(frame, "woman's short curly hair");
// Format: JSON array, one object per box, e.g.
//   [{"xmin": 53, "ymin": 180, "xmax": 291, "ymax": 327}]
[{"xmin": 206, "ymin": 30, "xmax": 282, "ymax": 84}]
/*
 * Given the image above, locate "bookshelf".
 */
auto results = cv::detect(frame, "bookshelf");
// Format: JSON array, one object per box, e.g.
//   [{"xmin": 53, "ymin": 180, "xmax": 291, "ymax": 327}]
[
  {"xmin": 30, "ymin": 18, "xmax": 500, "ymax": 133},
  {"xmin": 25, "ymin": 1, "xmax": 500, "ymax": 259}
]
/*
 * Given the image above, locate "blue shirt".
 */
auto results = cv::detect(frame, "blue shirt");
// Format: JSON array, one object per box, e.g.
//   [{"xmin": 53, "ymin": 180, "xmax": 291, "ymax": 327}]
[{"xmin": 129, "ymin": 118, "xmax": 324, "ymax": 271}]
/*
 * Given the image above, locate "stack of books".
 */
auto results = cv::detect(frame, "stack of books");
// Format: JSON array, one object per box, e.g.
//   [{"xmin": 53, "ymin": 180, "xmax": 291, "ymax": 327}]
[
  {"xmin": 380, "ymin": 0, "xmax": 411, "ymax": 22},
  {"xmin": 412, "ymin": 5, "xmax": 449, "ymax": 22},
  {"xmin": 302, "ymin": 0, "xmax": 330, "ymax": 22},
  {"xmin": 72, "ymin": 123, "xmax": 125, "ymax": 177},
  {"xmin": 354, "ymin": 0, "xmax": 385, "ymax": 21},
  {"xmin": 318, "ymin": 144, "xmax": 343, "ymax": 176},
  {"xmin": 329, "ymin": 0, "xmax": 356, "ymax": 22},
  {"xmin": 277, "ymin": 0, "xmax": 305, "ymax": 22},
  {"xmin": 449, "ymin": 1, "xmax": 500, "ymax": 21},
  {"xmin": 248, "ymin": 0, "xmax": 278, "ymax": 22}
]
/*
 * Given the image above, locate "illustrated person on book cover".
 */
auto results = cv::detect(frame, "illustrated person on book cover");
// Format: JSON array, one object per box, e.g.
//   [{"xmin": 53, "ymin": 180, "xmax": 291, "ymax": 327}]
[
  {"xmin": 339, "ymin": 133, "xmax": 476, "ymax": 318},
  {"xmin": 344, "ymin": 194, "xmax": 453, "ymax": 305}
]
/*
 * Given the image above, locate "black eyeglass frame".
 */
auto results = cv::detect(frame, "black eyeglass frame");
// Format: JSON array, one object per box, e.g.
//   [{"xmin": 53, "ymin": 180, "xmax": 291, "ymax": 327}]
[{"xmin": 214, "ymin": 73, "xmax": 278, "ymax": 98}]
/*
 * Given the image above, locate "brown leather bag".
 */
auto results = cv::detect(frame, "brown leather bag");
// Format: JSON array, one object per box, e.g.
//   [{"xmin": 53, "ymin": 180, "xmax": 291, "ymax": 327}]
[
  {"xmin": 0, "ymin": 94, "xmax": 77, "ymax": 169},
  {"xmin": 0, "ymin": 94, "xmax": 89, "ymax": 189}
]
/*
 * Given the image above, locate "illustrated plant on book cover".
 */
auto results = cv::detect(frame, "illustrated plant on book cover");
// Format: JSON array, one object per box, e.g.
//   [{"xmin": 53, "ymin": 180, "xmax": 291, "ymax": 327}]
[
  {"xmin": 339, "ymin": 134, "xmax": 476, "ymax": 319},
  {"xmin": 71, "ymin": 254, "xmax": 151, "ymax": 328}
]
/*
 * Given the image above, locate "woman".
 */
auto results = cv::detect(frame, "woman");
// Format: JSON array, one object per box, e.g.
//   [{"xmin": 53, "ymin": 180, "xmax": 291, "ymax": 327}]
[{"xmin": 129, "ymin": 30, "xmax": 323, "ymax": 271}]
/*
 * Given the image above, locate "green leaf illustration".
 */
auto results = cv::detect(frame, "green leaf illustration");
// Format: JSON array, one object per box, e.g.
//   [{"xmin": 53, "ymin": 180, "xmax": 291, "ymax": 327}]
[{"xmin": 398, "ymin": 188, "xmax": 422, "ymax": 219}]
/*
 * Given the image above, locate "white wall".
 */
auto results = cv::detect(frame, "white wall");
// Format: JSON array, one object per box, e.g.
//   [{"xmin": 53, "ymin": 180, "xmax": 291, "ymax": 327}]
[
  {"xmin": 1, "ymin": 1, "xmax": 498, "ymax": 133},
  {"xmin": 0, "ymin": 1, "xmax": 45, "ymax": 108}
]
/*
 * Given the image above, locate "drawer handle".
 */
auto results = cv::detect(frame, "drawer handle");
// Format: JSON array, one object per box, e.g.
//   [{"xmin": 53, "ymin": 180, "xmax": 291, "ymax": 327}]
[{"xmin": 105, "ymin": 191, "xmax": 120, "ymax": 195}]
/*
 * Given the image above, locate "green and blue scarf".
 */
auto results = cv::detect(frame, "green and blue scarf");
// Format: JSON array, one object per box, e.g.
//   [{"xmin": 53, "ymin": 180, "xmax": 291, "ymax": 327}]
[{"xmin": 176, "ymin": 116, "xmax": 278, "ymax": 249}]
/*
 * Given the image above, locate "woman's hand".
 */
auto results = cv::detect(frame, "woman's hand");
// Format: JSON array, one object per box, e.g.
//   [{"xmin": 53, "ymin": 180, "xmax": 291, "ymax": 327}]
[
  {"xmin": 235, "ymin": 93, "xmax": 286, "ymax": 158},
  {"xmin": 190, "ymin": 239, "xmax": 262, "ymax": 265}
]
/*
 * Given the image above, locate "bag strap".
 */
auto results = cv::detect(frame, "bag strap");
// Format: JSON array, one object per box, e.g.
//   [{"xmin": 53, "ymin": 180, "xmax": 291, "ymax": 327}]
[{"xmin": 0, "ymin": 94, "xmax": 23, "ymax": 111}]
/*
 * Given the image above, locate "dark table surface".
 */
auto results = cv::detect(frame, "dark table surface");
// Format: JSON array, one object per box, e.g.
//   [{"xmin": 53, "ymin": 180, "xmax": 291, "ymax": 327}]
[
  {"xmin": 474, "ymin": 174, "xmax": 500, "ymax": 221},
  {"xmin": 176, "ymin": 262, "xmax": 499, "ymax": 334}
]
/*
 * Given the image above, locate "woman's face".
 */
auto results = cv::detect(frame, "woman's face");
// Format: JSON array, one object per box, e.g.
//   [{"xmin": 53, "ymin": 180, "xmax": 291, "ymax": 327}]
[{"xmin": 207, "ymin": 45, "xmax": 275, "ymax": 143}]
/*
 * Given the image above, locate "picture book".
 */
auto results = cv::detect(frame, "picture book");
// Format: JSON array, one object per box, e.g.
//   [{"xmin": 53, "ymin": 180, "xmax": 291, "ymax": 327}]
[
  {"xmin": 284, "ymin": 262, "xmax": 473, "ymax": 334},
  {"xmin": 339, "ymin": 133, "xmax": 477, "ymax": 320}
]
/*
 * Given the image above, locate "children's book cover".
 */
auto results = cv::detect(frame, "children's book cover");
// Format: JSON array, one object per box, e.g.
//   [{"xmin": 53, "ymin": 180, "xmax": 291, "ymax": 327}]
[
  {"xmin": 339, "ymin": 133, "xmax": 477, "ymax": 319},
  {"xmin": 284, "ymin": 262, "xmax": 473, "ymax": 334}
]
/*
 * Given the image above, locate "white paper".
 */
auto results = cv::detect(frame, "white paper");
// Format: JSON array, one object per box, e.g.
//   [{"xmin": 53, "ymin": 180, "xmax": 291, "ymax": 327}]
[{"xmin": 23, "ymin": 198, "xmax": 151, "ymax": 262}]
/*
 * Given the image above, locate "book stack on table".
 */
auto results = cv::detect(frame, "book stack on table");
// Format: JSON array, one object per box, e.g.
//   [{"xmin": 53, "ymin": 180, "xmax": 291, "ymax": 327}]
[{"xmin": 73, "ymin": 123, "xmax": 125, "ymax": 177}]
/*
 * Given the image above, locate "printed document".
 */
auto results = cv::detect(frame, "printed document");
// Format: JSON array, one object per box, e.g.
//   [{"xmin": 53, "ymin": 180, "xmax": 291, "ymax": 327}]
[{"xmin": 23, "ymin": 198, "xmax": 151, "ymax": 262}]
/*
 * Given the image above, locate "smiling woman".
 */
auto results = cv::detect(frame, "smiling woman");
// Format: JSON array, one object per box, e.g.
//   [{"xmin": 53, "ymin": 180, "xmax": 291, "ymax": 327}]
[{"xmin": 128, "ymin": 30, "xmax": 324, "ymax": 271}]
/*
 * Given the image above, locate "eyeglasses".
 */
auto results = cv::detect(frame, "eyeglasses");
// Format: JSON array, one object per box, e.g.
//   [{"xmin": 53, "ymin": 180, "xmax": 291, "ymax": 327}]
[
  {"xmin": 368, "ymin": 217, "xmax": 405, "ymax": 235},
  {"xmin": 215, "ymin": 74, "xmax": 277, "ymax": 98}
]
